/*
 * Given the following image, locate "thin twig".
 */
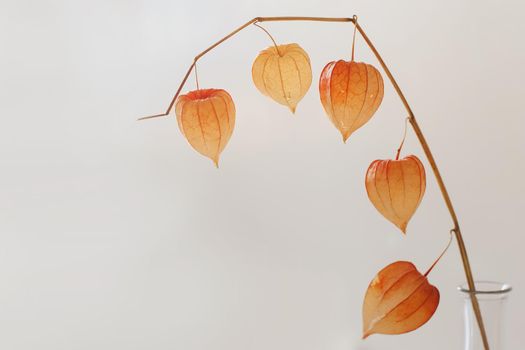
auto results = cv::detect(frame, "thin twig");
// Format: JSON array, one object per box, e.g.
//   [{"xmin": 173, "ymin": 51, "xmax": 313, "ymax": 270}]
[
  {"xmin": 395, "ymin": 117, "xmax": 410, "ymax": 160},
  {"xmin": 194, "ymin": 62, "xmax": 200, "ymax": 90},
  {"xmin": 425, "ymin": 231, "xmax": 453, "ymax": 277},
  {"xmin": 253, "ymin": 23, "xmax": 281, "ymax": 55},
  {"xmin": 351, "ymin": 15, "xmax": 358, "ymax": 61}
]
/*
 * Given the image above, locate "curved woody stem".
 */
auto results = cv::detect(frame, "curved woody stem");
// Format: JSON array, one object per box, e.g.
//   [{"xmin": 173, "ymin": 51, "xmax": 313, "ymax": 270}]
[{"xmin": 138, "ymin": 15, "xmax": 490, "ymax": 350}]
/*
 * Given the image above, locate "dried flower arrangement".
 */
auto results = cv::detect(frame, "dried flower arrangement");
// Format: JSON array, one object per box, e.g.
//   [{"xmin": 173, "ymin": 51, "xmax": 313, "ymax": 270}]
[{"xmin": 140, "ymin": 16, "xmax": 490, "ymax": 349}]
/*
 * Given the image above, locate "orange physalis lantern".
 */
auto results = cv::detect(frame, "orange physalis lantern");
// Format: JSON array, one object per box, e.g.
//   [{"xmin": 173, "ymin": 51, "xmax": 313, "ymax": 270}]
[
  {"xmin": 175, "ymin": 88, "xmax": 235, "ymax": 167},
  {"xmin": 365, "ymin": 155, "xmax": 426, "ymax": 233},
  {"xmin": 319, "ymin": 60, "xmax": 384, "ymax": 142},
  {"xmin": 252, "ymin": 43, "xmax": 312, "ymax": 113},
  {"xmin": 362, "ymin": 261, "xmax": 440, "ymax": 338}
]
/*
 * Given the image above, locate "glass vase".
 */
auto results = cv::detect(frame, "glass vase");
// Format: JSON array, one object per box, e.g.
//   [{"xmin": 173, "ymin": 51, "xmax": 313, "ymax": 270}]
[{"xmin": 458, "ymin": 281, "xmax": 512, "ymax": 350}]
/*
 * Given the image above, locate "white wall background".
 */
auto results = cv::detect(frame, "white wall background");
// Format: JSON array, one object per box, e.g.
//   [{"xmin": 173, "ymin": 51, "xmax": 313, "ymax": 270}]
[{"xmin": 1, "ymin": 0, "xmax": 524, "ymax": 349}]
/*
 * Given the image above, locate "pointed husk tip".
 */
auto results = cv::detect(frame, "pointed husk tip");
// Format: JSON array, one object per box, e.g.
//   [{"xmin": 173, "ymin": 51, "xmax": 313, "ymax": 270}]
[
  {"xmin": 212, "ymin": 156, "xmax": 220, "ymax": 168},
  {"xmin": 341, "ymin": 130, "xmax": 351, "ymax": 143}
]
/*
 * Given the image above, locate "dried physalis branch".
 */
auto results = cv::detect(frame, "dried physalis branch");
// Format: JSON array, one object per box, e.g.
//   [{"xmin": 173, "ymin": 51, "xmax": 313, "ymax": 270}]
[
  {"xmin": 251, "ymin": 24, "xmax": 312, "ymax": 113},
  {"xmin": 140, "ymin": 16, "xmax": 489, "ymax": 348},
  {"xmin": 175, "ymin": 89, "xmax": 235, "ymax": 167},
  {"xmin": 362, "ymin": 233, "xmax": 452, "ymax": 339},
  {"xmin": 365, "ymin": 155, "xmax": 426, "ymax": 233}
]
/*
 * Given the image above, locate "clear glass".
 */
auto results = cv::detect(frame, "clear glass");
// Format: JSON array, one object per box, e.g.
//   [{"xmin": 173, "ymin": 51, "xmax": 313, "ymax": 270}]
[{"xmin": 458, "ymin": 281, "xmax": 512, "ymax": 350}]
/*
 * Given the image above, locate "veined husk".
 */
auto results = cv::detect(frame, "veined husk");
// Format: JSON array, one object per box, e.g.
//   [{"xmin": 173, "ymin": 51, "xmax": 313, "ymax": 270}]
[
  {"xmin": 365, "ymin": 155, "xmax": 426, "ymax": 233},
  {"xmin": 319, "ymin": 60, "xmax": 383, "ymax": 142},
  {"xmin": 362, "ymin": 261, "xmax": 439, "ymax": 338},
  {"xmin": 252, "ymin": 43, "xmax": 312, "ymax": 113},
  {"xmin": 175, "ymin": 88, "xmax": 235, "ymax": 166}
]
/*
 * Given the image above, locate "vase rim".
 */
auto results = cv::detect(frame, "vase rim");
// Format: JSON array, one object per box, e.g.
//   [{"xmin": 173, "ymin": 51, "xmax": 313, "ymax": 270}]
[{"xmin": 457, "ymin": 281, "xmax": 512, "ymax": 295}]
